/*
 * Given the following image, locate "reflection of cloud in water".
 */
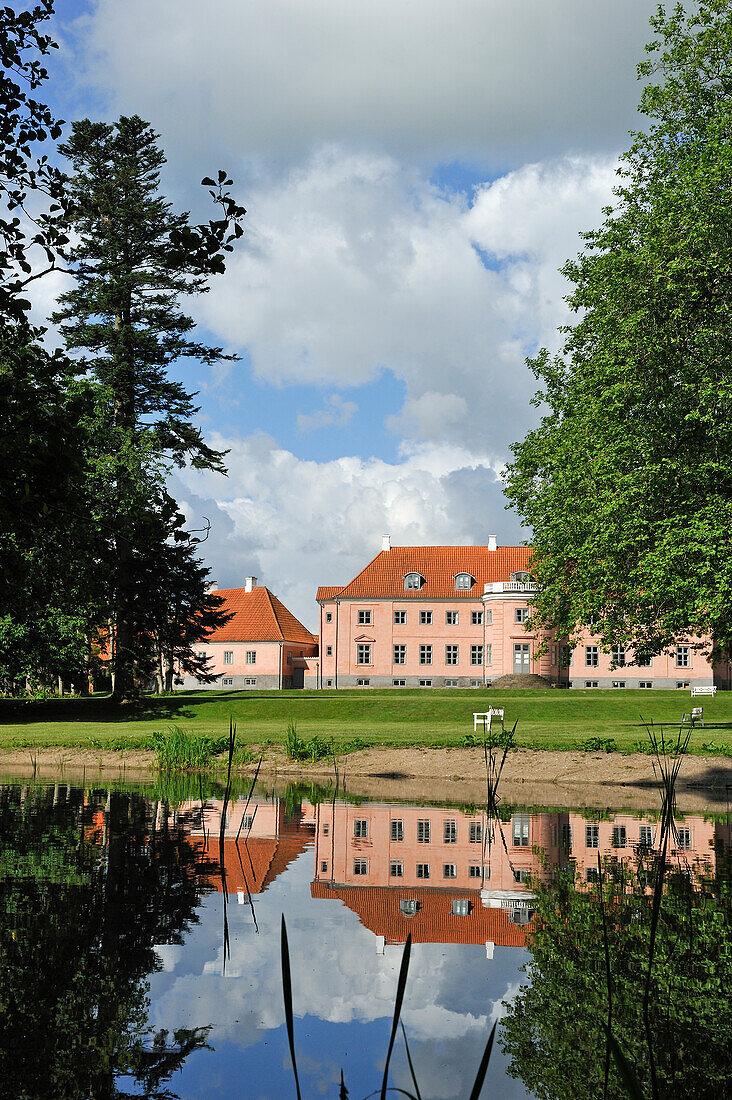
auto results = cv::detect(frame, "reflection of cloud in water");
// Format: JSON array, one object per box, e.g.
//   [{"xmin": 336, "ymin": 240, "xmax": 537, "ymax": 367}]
[{"xmin": 146, "ymin": 850, "xmax": 532, "ymax": 1096}]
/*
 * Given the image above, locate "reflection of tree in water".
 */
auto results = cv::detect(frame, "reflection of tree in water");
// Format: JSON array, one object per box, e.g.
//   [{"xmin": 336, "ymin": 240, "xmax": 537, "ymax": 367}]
[
  {"xmin": 500, "ymin": 843, "xmax": 732, "ymax": 1099},
  {"xmin": 0, "ymin": 784, "xmax": 215, "ymax": 1099}
]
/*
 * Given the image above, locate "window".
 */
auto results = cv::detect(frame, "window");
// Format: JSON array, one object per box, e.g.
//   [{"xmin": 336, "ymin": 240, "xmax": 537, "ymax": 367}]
[
  {"xmin": 586, "ymin": 867, "xmax": 600, "ymax": 882},
  {"xmin": 322, "ymin": 823, "xmax": 329, "ymax": 835},
  {"xmin": 321, "ymin": 860, "xmax": 328, "ymax": 873},
  {"xmin": 455, "ymin": 573, "xmax": 474, "ymax": 590},
  {"xmin": 390, "ymin": 861, "xmax": 403, "ymax": 877},
  {"xmin": 420, "ymin": 610, "xmax": 433, "ymax": 625},
  {"xmin": 404, "ymin": 573, "xmax": 422, "ymax": 590},
  {"xmin": 470, "ymin": 645, "xmax": 483, "ymax": 666},
  {"xmin": 639, "ymin": 825, "xmax": 654, "ymax": 847},
  {"xmin": 515, "ymin": 607, "xmax": 530, "ymax": 624},
  {"xmin": 419, "ymin": 679, "xmax": 432, "ymax": 687},
  {"xmin": 246, "ymin": 650, "xmax": 256, "ymax": 664},
  {"xmin": 417, "ymin": 819, "xmax": 431, "ymax": 843},
  {"xmin": 394, "ymin": 610, "xmax": 406, "ymax": 625},
  {"xmin": 357, "ymin": 610, "xmax": 372, "ymax": 625},
  {"xmin": 586, "ymin": 825, "xmax": 599, "ymax": 848},
  {"xmin": 356, "ymin": 677, "xmax": 370, "ymax": 686},
  {"xmin": 676, "ymin": 646, "xmax": 690, "ymax": 668},
  {"xmin": 393, "ymin": 644, "xmax": 406, "ymax": 665},
  {"xmin": 468, "ymin": 864, "xmax": 482, "ymax": 879},
  {"xmin": 485, "ymin": 644, "xmax": 492, "ymax": 666},
  {"xmin": 222, "ymin": 678, "xmax": 233, "ymax": 686},
  {"xmin": 676, "ymin": 681, "xmax": 690, "ymax": 689},
  {"xmin": 445, "ymin": 678, "xmax": 458, "ymax": 686},
  {"xmin": 446, "ymin": 610, "xmax": 459, "ymax": 625},
  {"xmin": 223, "ymin": 650, "xmax": 233, "ymax": 665},
  {"xmin": 612, "ymin": 681, "xmax": 627, "ymax": 688},
  {"xmin": 612, "ymin": 645, "xmax": 626, "ymax": 667},
  {"xmin": 445, "ymin": 644, "xmax": 459, "ymax": 665},
  {"xmin": 326, "ymin": 679, "xmax": 333, "ymax": 686},
  {"xmin": 561, "ymin": 824, "xmax": 573, "ymax": 848},
  {"xmin": 443, "ymin": 820, "xmax": 457, "ymax": 843},
  {"xmin": 393, "ymin": 678, "xmax": 406, "ymax": 686},
  {"xmin": 585, "ymin": 645, "xmax": 599, "ymax": 667},
  {"xmin": 357, "ymin": 643, "xmax": 371, "ymax": 664},
  {"xmin": 391, "ymin": 819, "xmax": 404, "ymax": 842},
  {"xmin": 470, "ymin": 679, "xmax": 482, "ymax": 687},
  {"xmin": 639, "ymin": 681, "xmax": 653, "ymax": 688},
  {"xmin": 354, "ymin": 819, "xmax": 368, "ymax": 838},
  {"xmin": 561, "ymin": 645, "xmax": 572, "ymax": 667},
  {"xmin": 325, "ymin": 612, "xmax": 333, "ymax": 623},
  {"xmin": 420, "ymin": 644, "xmax": 432, "ymax": 665},
  {"xmin": 443, "ymin": 864, "xmax": 457, "ymax": 878},
  {"xmin": 585, "ymin": 681, "xmax": 599, "ymax": 688},
  {"xmin": 513, "ymin": 815, "xmax": 530, "ymax": 847},
  {"xmin": 244, "ymin": 677, "xmax": 256, "ymax": 686},
  {"xmin": 677, "ymin": 826, "xmax": 691, "ymax": 849},
  {"xmin": 400, "ymin": 899, "xmax": 419, "ymax": 915},
  {"xmin": 416, "ymin": 863, "xmax": 430, "ymax": 879},
  {"xmin": 484, "ymin": 609, "xmax": 492, "ymax": 624},
  {"xmin": 551, "ymin": 645, "xmax": 558, "ymax": 665},
  {"xmin": 469, "ymin": 822, "xmax": 482, "ymax": 843},
  {"xmin": 324, "ymin": 645, "xmax": 332, "ymax": 657},
  {"xmin": 452, "ymin": 899, "xmax": 470, "ymax": 916},
  {"xmin": 354, "ymin": 859, "xmax": 368, "ymax": 875},
  {"xmin": 638, "ymin": 653, "xmax": 652, "ymax": 667},
  {"xmin": 471, "ymin": 611, "xmax": 483, "ymax": 626},
  {"xmin": 513, "ymin": 868, "xmax": 530, "ymax": 883},
  {"xmin": 612, "ymin": 826, "xmax": 627, "ymax": 848},
  {"xmin": 287, "ymin": 652, "xmax": 293, "ymax": 663}
]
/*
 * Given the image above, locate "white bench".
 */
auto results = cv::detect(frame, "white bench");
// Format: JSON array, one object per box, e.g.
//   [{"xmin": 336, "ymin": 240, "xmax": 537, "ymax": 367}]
[
  {"xmin": 681, "ymin": 707, "xmax": 704, "ymax": 727},
  {"xmin": 473, "ymin": 708, "xmax": 504, "ymax": 732},
  {"xmin": 691, "ymin": 686, "xmax": 716, "ymax": 697}
]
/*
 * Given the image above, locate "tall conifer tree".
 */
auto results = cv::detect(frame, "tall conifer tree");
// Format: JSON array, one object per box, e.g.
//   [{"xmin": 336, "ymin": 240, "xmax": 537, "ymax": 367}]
[{"xmin": 53, "ymin": 115, "xmax": 244, "ymax": 697}]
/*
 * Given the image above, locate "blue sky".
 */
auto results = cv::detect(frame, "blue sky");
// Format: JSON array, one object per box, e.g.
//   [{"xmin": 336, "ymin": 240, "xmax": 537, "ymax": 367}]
[{"xmin": 34, "ymin": 0, "xmax": 660, "ymax": 626}]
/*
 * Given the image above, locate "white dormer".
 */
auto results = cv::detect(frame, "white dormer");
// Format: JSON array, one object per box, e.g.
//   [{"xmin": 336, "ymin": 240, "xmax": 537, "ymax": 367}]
[
  {"xmin": 454, "ymin": 572, "xmax": 475, "ymax": 591},
  {"xmin": 403, "ymin": 572, "xmax": 424, "ymax": 590}
]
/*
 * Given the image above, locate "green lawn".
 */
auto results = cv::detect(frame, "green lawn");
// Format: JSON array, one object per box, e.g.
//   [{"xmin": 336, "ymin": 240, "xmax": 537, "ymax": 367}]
[{"xmin": 0, "ymin": 688, "xmax": 730, "ymax": 754}]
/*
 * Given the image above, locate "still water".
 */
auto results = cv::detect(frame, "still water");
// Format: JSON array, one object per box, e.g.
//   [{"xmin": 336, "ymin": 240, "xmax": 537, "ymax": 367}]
[{"xmin": 0, "ymin": 778, "xmax": 730, "ymax": 1099}]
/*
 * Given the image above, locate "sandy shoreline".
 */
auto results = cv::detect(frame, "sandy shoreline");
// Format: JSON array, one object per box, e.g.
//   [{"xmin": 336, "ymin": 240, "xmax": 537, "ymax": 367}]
[{"xmin": 1, "ymin": 745, "xmax": 729, "ymax": 813}]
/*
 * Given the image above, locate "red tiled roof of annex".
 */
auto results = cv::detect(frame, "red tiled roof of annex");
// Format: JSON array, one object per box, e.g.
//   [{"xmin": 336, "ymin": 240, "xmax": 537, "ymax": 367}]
[
  {"xmin": 317, "ymin": 546, "xmax": 533, "ymax": 601},
  {"xmin": 208, "ymin": 586, "xmax": 316, "ymax": 644}
]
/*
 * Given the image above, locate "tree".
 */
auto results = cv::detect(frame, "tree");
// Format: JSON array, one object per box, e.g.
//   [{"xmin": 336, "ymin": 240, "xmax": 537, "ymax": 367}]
[
  {"xmin": 52, "ymin": 115, "xmax": 245, "ymax": 698},
  {"xmin": 500, "ymin": 851, "xmax": 732, "ymax": 1100},
  {"xmin": 504, "ymin": 1, "xmax": 732, "ymax": 661}
]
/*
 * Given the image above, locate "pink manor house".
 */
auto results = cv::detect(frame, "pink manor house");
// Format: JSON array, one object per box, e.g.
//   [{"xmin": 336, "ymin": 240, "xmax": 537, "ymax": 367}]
[{"xmin": 188, "ymin": 537, "xmax": 726, "ymax": 690}]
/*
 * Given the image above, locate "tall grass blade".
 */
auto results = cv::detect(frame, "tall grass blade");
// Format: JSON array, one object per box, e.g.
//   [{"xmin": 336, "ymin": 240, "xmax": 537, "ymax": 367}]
[
  {"xmin": 597, "ymin": 852, "xmax": 613, "ymax": 1100},
  {"xmin": 605, "ymin": 1027, "xmax": 645, "ymax": 1099},
  {"xmin": 467, "ymin": 1018, "xmax": 497, "ymax": 1100},
  {"xmin": 400, "ymin": 1021, "xmax": 422, "ymax": 1100},
  {"xmin": 339, "ymin": 1068, "xmax": 348, "ymax": 1099},
  {"xmin": 235, "ymin": 752, "xmax": 263, "ymax": 842},
  {"xmin": 380, "ymin": 933, "xmax": 412, "ymax": 1100},
  {"xmin": 281, "ymin": 915, "xmax": 302, "ymax": 1100}
]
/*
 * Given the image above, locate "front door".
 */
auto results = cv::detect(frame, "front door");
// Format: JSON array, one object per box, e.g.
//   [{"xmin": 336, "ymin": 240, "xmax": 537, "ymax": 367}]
[{"xmin": 513, "ymin": 643, "xmax": 531, "ymax": 674}]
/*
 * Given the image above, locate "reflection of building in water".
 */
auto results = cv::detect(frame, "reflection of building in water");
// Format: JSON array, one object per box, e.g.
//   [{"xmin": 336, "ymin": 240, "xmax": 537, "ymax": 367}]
[
  {"xmin": 177, "ymin": 797, "xmax": 313, "ymax": 895},
  {"xmin": 310, "ymin": 802, "xmax": 726, "ymax": 949}
]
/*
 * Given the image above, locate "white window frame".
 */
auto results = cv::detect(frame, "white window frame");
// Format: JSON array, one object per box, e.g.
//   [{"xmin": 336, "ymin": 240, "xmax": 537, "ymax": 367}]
[
  {"xmin": 471, "ymin": 611, "xmax": 483, "ymax": 626},
  {"xmin": 417, "ymin": 819, "xmax": 431, "ymax": 843},
  {"xmin": 357, "ymin": 609, "xmax": 372, "ymax": 625},
  {"xmin": 246, "ymin": 650, "xmax": 256, "ymax": 665},
  {"xmin": 470, "ymin": 645, "xmax": 483, "ymax": 666},
  {"xmin": 419, "ymin": 644, "xmax": 432, "ymax": 665},
  {"xmin": 676, "ymin": 646, "xmax": 690, "ymax": 668},
  {"xmin": 445, "ymin": 644, "xmax": 459, "ymax": 666},
  {"xmin": 223, "ymin": 650, "xmax": 234, "ymax": 665},
  {"xmin": 356, "ymin": 643, "xmax": 372, "ymax": 665},
  {"xmin": 420, "ymin": 610, "xmax": 433, "ymax": 625},
  {"xmin": 393, "ymin": 644, "xmax": 406, "ymax": 665},
  {"xmin": 394, "ymin": 610, "xmax": 406, "ymax": 624},
  {"xmin": 585, "ymin": 645, "xmax": 599, "ymax": 667},
  {"xmin": 515, "ymin": 607, "xmax": 530, "ymax": 624},
  {"xmin": 445, "ymin": 610, "xmax": 459, "ymax": 625},
  {"xmin": 354, "ymin": 819, "xmax": 368, "ymax": 838}
]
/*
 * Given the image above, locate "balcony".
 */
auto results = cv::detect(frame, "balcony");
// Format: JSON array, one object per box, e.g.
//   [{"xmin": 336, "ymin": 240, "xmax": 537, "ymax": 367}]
[{"xmin": 483, "ymin": 581, "xmax": 537, "ymax": 594}]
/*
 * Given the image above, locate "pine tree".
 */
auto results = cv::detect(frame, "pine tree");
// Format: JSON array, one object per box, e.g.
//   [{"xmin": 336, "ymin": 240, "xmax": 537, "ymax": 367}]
[{"xmin": 52, "ymin": 115, "xmax": 245, "ymax": 698}]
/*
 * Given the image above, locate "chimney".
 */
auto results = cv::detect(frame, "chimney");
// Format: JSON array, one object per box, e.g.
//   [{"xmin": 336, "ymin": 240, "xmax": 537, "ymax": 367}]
[
  {"xmin": 382, "ymin": 534, "xmax": 391, "ymax": 551},
  {"xmin": 487, "ymin": 534, "xmax": 497, "ymax": 552},
  {"xmin": 244, "ymin": 576, "xmax": 257, "ymax": 593}
]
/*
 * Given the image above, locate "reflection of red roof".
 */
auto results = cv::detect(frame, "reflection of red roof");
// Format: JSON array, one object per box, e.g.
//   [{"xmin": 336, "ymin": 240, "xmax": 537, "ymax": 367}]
[
  {"xmin": 317, "ymin": 546, "xmax": 533, "ymax": 600},
  {"xmin": 193, "ymin": 830, "xmax": 311, "ymax": 894},
  {"xmin": 311, "ymin": 883, "xmax": 531, "ymax": 946},
  {"xmin": 206, "ymin": 586, "xmax": 316, "ymax": 644}
]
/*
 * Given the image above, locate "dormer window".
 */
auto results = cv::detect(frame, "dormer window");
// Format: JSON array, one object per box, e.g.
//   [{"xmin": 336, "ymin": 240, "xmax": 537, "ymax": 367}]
[
  {"xmin": 404, "ymin": 572, "xmax": 424, "ymax": 590},
  {"xmin": 511, "ymin": 571, "xmax": 532, "ymax": 584},
  {"xmin": 454, "ymin": 573, "xmax": 475, "ymax": 591}
]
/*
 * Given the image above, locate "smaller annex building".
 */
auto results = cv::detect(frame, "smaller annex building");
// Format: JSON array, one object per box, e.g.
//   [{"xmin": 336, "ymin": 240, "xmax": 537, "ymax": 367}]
[{"xmin": 181, "ymin": 578, "xmax": 318, "ymax": 690}]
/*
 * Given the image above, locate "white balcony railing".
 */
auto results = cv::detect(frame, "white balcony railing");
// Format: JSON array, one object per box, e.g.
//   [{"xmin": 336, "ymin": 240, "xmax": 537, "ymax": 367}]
[{"xmin": 484, "ymin": 581, "xmax": 537, "ymax": 594}]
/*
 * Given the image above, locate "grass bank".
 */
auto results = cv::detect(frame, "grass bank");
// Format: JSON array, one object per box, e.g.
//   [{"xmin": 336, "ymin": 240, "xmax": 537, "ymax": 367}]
[{"xmin": 0, "ymin": 688, "xmax": 730, "ymax": 755}]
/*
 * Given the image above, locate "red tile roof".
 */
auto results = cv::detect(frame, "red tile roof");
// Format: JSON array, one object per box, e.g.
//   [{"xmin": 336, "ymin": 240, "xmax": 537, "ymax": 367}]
[
  {"xmin": 317, "ymin": 546, "xmax": 533, "ymax": 600},
  {"xmin": 192, "ymin": 829, "xmax": 311, "ymax": 895},
  {"xmin": 207, "ymin": 586, "xmax": 317, "ymax": 644},
  {"xmin": 316, "ymin": 586, "xmax": 342, "ymax": 600},
  {"xmin": 310, "ymin": 882, "xmax": 531, "ymax": 946}
]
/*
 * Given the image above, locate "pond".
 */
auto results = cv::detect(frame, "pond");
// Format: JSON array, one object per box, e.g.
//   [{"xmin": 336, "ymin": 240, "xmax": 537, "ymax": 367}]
[{"xmin": 0, "ymin": 776, "xmax": 729, "ymax": 1099}]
